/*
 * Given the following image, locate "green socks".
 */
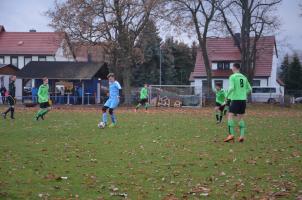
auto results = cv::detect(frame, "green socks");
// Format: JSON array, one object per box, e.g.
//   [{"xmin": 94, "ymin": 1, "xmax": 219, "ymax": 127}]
[
  {"xmin": 36, "ymin": 109, "xmax": 49, "ymax": 118},
  {"xmin": 228, "ymin": 119, "xmax": 235, "ymax": 135},
  {"xmin": 239, "ymin": 120, "xmax": 246, "ymax": 137},
  {"xmin": 144, "ymin": 103, "xmax": 149, "ymax": 110},
  {"xmin": 136, "ymin": 103, "xmax": 142, "ymax": 109}
]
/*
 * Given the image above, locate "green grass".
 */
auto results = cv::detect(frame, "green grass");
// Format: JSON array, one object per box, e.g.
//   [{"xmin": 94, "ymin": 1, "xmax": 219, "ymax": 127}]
[{"xmin": 0, "ymin": 105, "xmax": 302, "ymax": 200}]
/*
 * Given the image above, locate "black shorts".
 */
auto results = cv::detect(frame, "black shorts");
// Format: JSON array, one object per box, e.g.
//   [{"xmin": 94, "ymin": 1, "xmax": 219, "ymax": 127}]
[
  {"xmin": 215, "ymin": 102, "xmax": 225, "ymax": 111},
  {"xmin": 140, "ymin": 98, "xmax": 148, "ymax": 104},
  {"xmin": 39, "ymin": 102, "xmax": 50, "ymax": 109},
  {"xmin": 7, "ymin": 96, "xmax": 15, "ymax": 106},
  {"xmin": 229, "ymin": 100, "xmax": 246, "ymax": 114}
]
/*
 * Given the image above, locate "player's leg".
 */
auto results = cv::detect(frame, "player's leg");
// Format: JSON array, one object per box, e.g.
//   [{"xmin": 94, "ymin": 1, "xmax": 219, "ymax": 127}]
[
  {"xmin": 237, "ymin": 101, "xmax": 247, "ymax": 142},
  {"xmin": 135, "ymin": 99, "xmax": 142, "ymax": 110},
  {"xmin": 108, "ymin": 108, "xmax": 116, "ymax": 127},
  {"xmin": 40, "ymin": 104, "xmax": 51, "ymax": 120},
  {"xmin": 35, "ymin": 103, "xmax": 46, "ymax": 120},
  {"xmin": 2, "ymin": 96, "xmax": 14, "ymax": 119},
  {"xmin": 9, "ymin": 97, "xmax": 15, "ymax": 119},
  {"xmin": 144, "ymin": 99, "xmax": 149, "ymax": 110},
  {"xmin": 101, "ymin": 106, "xmax": 109, "ymax": 125},
  {"xmin": 219, "ymin": 105, "xmax": 225, "ymax": 123},
  {"xmin": 214, "ymin": 103, "xmax": 220, "ymax": 123},
  {"xmin": 108, "ymin": 98, "xmax": 119, "ymax": 127},
  {"xmin": 224, "ymin": 101, "xmax": 236, "ymax": 142}
]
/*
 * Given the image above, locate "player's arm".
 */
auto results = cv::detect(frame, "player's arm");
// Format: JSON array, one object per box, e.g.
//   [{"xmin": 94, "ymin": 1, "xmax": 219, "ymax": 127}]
[
  {"xmin": 246, "ymin": 79, "xmax": 252, "ymax": 94},
  {"xmin": 37, "ymin": 86, "xmax": 42, "ymax": 99},
  {"xmin": 225, "ymin": 76, "xmax": 234, "ymax": 100},
  {"xmin": 117, "ymin": 82, "xmax": 122, "ymax": 98}
]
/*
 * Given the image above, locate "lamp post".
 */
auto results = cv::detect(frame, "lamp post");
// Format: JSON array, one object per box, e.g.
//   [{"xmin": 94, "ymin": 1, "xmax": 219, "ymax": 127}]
[
  {"xmin": 159, "ymin": 47, "xmax": 162, "ymax": 86},
  {"xmin": 159, "ymin": 43, "xmax": 164, "ymax": 86}
]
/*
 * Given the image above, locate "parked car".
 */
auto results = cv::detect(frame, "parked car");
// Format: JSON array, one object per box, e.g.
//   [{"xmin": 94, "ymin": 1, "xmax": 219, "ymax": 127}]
[
  {"xmin": 295, "ymin": 97, "xmax": 302, "ymax": 103},
  {"xmin": 251, "ymin": 87, "xmax": 284, "ymax": 103}
]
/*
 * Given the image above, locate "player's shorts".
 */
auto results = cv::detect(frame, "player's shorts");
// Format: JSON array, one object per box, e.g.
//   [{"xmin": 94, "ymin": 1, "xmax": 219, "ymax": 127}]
[
  {"xmin": 39, "ymin": 102, "xmax": 50, "ymax": 109},
  {"xmin": 104, "ymin": 97, "xmax": 119, "ymax": 109},
  {"xmin": 229, "ymin": 100, "xmax": 246, "ymax": 114},
  {"xmin": 140, "ymin": 98, "xmax": 148, "ymax": 105},
  {"xmin": 7, "ymin": 96, "xmax": 15, "ymax": 106},
  {"xmin": 215, "ymin": 102, "xmax": 225, "ymax": 111}
]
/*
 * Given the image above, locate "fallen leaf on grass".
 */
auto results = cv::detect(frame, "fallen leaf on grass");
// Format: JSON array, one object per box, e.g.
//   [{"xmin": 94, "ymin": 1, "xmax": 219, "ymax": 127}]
[{"xmin": 163, "ymin": 194, "xmax": 179, "ymax": 200}]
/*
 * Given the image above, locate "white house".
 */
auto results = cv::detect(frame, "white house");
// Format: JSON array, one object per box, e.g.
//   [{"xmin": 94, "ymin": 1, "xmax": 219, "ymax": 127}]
[
  {"xmin": 0, "ymin": 25, "xmax": 75, "ymax": 99},
  {"xmin": 190, "ymin": 36, "xmax": 284, "ymax": 97}
]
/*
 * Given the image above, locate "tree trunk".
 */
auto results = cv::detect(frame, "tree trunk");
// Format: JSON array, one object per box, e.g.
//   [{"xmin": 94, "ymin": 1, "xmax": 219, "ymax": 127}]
[
  {"xmin": 192, "ymin": 12, "xmax": 212, "ymax": 94},
  {"xmin": 122, "ymin": 65, "xmax": 132, "ymax": 105}
]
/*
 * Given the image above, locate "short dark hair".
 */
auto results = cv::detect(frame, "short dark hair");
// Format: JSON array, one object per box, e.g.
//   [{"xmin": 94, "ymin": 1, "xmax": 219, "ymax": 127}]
[
  {"xmin": 42, "ymin": 77, "xmax": 48, "ymax": 81},
  {"xmin": 107, "ymin": 73, "xmax": 115, "ymax": 78},
  {"xmin": 215, "ymin": 82, "xmax": 222, "ymax": 87},
  {"xmin": 233, "ymin": 63, "xmax": 241, "ymax": 69}
]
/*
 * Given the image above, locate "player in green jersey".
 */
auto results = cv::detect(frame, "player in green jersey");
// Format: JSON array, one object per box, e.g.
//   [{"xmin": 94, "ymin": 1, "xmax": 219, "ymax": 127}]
[
  {"xmin": 35, "ymin": 77, "xmax": 51, "ymax": 121},
  {"xmin": 224, "ymin": 63, "xmax": 252, "ymax": 143},
  {"xmin": 214, "ymin": 82, "xmax": 226, "ymax": 124},
  {"xmin": 135, "ymin": 84, "xmax": 149, "ymax": 112}
]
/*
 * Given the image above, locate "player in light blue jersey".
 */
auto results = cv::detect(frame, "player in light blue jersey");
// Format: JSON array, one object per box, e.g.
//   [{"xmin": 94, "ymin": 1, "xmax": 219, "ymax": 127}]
[{"xmin": 101, "ymin": 73, "xmax": 122, "ymax": 128}]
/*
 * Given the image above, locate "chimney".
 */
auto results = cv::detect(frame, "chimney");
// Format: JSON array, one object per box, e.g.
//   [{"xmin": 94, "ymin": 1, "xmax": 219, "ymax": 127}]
[
  {"xmin": 234, "ymin": 33, "xmax": 240, "ymax": 47},
  {"xmin": 29, "ymin": 29, "xmax": 36, "ymax": 32}
]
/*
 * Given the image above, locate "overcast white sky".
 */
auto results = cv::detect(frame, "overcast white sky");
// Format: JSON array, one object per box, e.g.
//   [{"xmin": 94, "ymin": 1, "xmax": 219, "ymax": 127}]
[{"xmin": 0, "ymin": 0, "xmax": 301, "ymax": 57}]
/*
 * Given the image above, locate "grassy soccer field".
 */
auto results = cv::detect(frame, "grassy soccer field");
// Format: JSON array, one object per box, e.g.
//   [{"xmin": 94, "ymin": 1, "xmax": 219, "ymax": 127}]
[{"xmin": 0, "ymin": 105, "xmax": 301, "ymax": 200}]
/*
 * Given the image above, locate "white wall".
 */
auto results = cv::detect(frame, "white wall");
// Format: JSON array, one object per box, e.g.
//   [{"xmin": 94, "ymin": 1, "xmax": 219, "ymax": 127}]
[
  {"xmin": 55, "ymin": 40, "xmax": 75, "ymax": 61},
  {"xmin": 4, "ymin": 56, "xmax": 10, "ymax": 64},
  {"xmin": 32, "ymin": 56, "xmax": 38, "ymax": 61},
  {"xmin": 268, "ymin": 54, "xmax": 278, "ymax": 88},
  {"xmin": 194, "ymin": 79, "xmax": 203, "ymax": 96},
  {"xmin": 46, "ymin": 56, "xmax": 55, "ymax": 61},
  {"xmin": 18, "ymin": 56, "xmax": 24, "ymax": 68}
]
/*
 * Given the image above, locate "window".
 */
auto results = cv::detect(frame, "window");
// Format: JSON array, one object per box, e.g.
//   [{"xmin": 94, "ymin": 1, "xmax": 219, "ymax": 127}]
[
  {"xmin": 252, "ymin": 80, "xmax": 261, "ymax": 87},
  {"xmin": 38, "ymin": 56, "xmax": 46, "ymax": 61},
  {"xmin": 0, "ymin": 56, "xmax": 4, "ymax": 64},
  {"xmin": 11, "ymin": 56, "xmax": 18, "ymax": 67},
  {"xmin": 217, "ymin": 62, "xmax": 224, "ymax": 70},
  {"xmin": 216, "ymin": 62, "xmax": 231, "ymax": 70},
  {"xmin": 252, "ymin": 87, "xmax": 276, "ymax": 93},
  {"xmin": 24, "ymin": 57, "xmax": 32, "ymax": 66},
  {"xmin": 224, "ymin": 62, "xmax": 230, "ymax": 70},
  {"xmin": 214, "ymin": 80, "xmax": 223, "ymax": 88}
]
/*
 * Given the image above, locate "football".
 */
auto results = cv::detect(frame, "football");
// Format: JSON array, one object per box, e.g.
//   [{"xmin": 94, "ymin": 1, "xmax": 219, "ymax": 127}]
[{"xmin": 98, "ymin": 122, "xmax": 106, "ymax": 129}]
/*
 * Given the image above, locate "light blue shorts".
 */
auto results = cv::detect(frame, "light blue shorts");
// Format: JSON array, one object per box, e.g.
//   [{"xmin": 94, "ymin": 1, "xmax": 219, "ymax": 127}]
[{"xmin": 104, "ymin": 98, "xmax": 119, "ymax": 109}]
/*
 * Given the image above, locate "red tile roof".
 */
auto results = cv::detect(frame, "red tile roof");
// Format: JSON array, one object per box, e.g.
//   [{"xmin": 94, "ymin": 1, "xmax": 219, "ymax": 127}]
[
  {"xmin": 0, "ymin": 31, "xmax": 65, "ymax": 55},
  {"xmin": 190, "ymin": 36, "xmax": 276, "ymax": 79}
]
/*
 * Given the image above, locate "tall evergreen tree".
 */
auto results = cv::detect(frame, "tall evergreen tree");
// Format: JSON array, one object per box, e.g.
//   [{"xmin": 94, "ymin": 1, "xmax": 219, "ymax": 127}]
[
  {"xmin": 279, "ymin": 54, "xmax": 289, "ymax": 85},
  {"xmin": 287, "ymin": 54, "xmax": 302, "ymax": 90},
  {"xmin": 132, "ymin": 20, "xmax": 161, "ymax": 86}
]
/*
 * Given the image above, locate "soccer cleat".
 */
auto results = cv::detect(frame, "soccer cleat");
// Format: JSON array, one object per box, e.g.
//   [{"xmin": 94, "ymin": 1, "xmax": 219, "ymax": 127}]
[
  {"xmin": 216, "ymin": 121, "xmax": 221, "ymax": 124},
  {"xmin": 10, "ymin": 116, "xmax": 15, "ymax": 120},
  {"xmin": 238, "ymin": 137, "xmax": 244, "ymax": 143},
  {"xmin": 108, "ymin": 123, "xmax": 116, "ymax": 128},
  {"xmin": 224, "ymin": 135, "xmax": 234, "ymax": 143},
  {"xmin": 1, "ymin": 113, "xmax": 6, "ymax": 119}
]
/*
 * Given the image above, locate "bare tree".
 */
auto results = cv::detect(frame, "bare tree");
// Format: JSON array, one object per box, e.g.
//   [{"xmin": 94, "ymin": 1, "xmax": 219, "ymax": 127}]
[
  {"xmin": 160, "ymin": 0, "xmax": 220, "ymax": 93},
  {"xmin": 218, "ymin": 0, "xmax": 282, "ymax": 82},
  {"xmin": 47, "ymin": 0, "xmax": 159, "ymax": 104}
]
